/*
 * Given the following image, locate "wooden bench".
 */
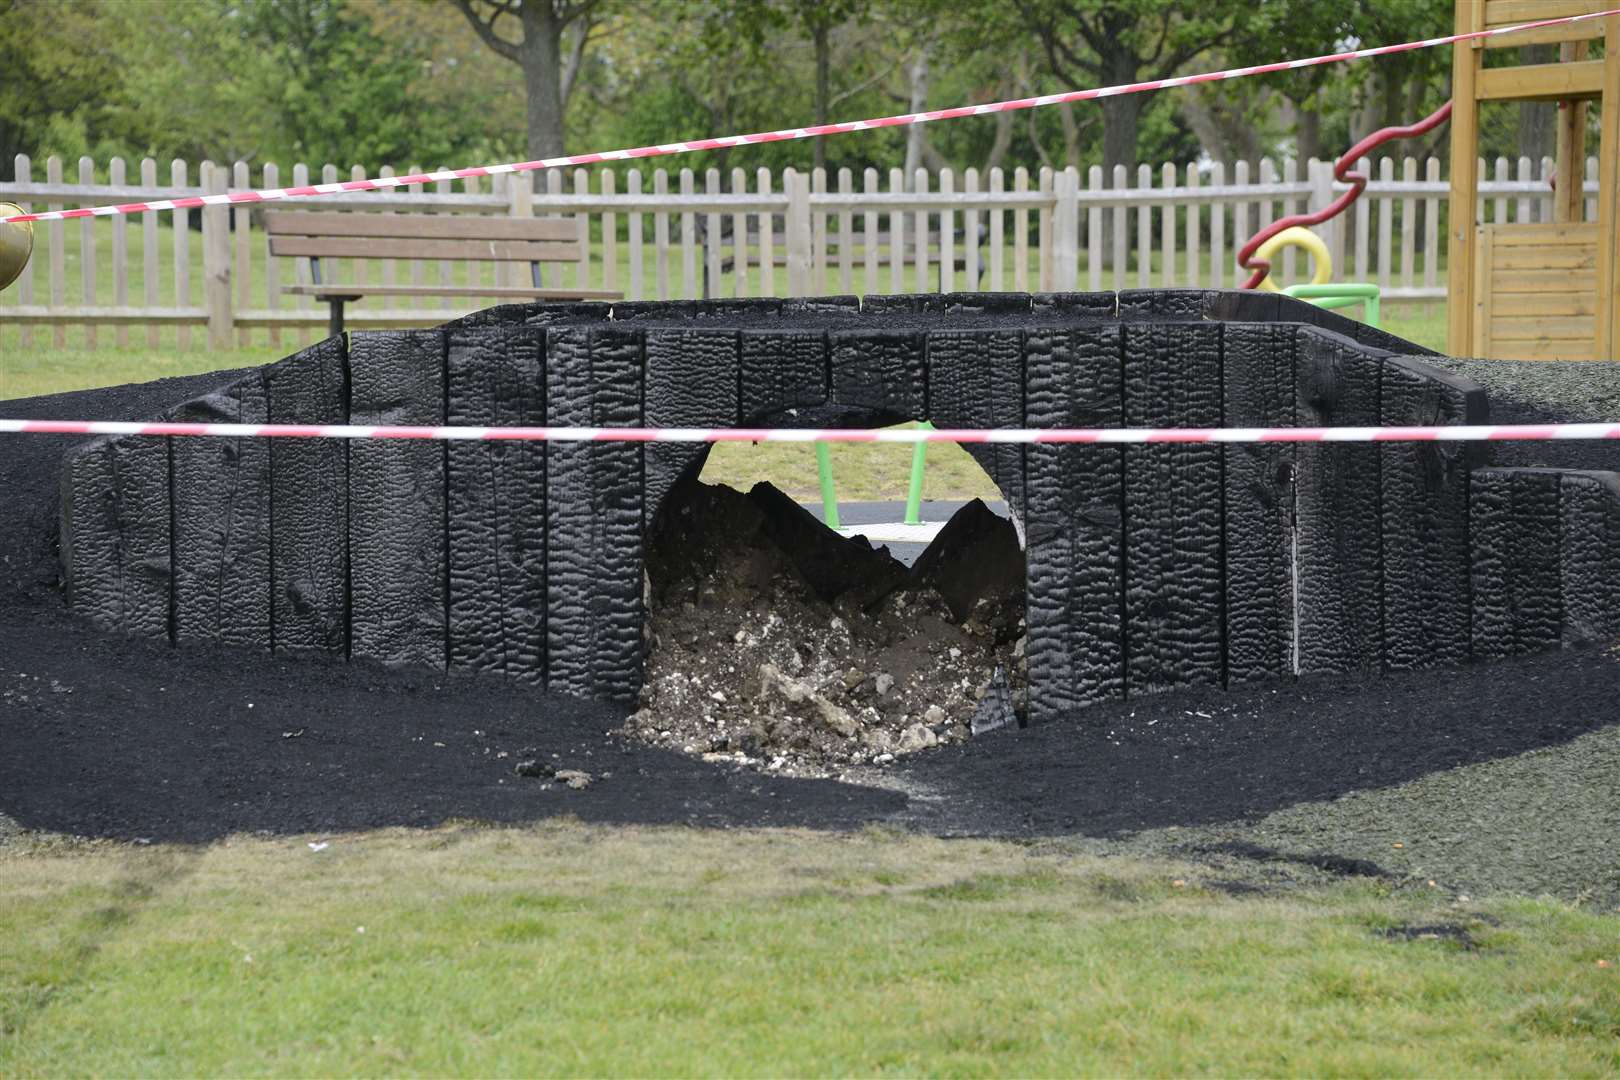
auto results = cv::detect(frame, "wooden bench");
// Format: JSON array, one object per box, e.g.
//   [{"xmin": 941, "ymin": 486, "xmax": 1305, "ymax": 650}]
[{"xmin": 265, "ymin": 211, "xmax": 622, "ymax": 335}]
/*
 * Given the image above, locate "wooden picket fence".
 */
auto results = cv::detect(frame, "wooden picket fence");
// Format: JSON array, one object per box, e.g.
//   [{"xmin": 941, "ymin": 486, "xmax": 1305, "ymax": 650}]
[{"xmin": 0, "ymin": 153, "xmax": 1603, "ymax": 350}]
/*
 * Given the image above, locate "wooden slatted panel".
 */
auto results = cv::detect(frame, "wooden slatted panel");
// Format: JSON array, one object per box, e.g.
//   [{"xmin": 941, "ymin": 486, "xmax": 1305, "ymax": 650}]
[
  {"xmin": 268, "ymin": 236, "xmax": 581, "ymax": 262},
  {"xmin": 987, "ymin": 168, "xmax": 1003, "ymax": 291},
  {"xmin": 576, "ymin": 168, "xmax": 592, "ymax": 293},
  {"xmin": 1483, "ymin": 0, "xmax": 1608, "ymax": 27},
  {"xmin": 939, "ymin": 167, "xmax": 954, "ymax": 293},
  {"xmin": 350, "ymin": 165, "xmax": 371, "ymax": 295},
  {"xmin": 1353, "ymin": 160, "xmax": 1370, "ymax": 280},
  {"xmin": 602, "ymin": 168, "xmax": 619, "ymax": 296},
  {"xmin": 78, "ymin": 157, "xmax": 95, "ymax": 347},
  {"xmin": 811, "ymin": 166, "xmax": 827, "ymax": 292},
  {"xmin": 1037, "ymin": 166, "xmax": 1052, "ymax": 290},
  {"xmin": 704, "ymin": 168, "xmax": 720, "ymax": 298},
  {"xmin": 1491, "ymin": 222, "xmax": 1603, "ymax": 244},
  {"xmin": 110, "ymin": 158, "xmax": 128, "ymax": 348},
  {"xmin": 680, "ymin": 168, "xmax": 696, "ymax": 300},
  {"xmin": 838, "ymin": 166, "xmax": 854, "ymax": 294},
  {"xmin": 1232, "ymin": 160, "xmax": 1249, "ymax": 287},
  {"xmin": 539, "ymin": 169, "xmax": 557, "ymax": 292},
  {"xmin": 914, "ymin": 168, "xmax": 930, "ymax": 292},
  {"xmin": 1378, "ymin": 158, "xmax": 1395, "ymax": 291},
  {"xmin": 730, "ymin": 167, "xmax": 747, "ymax": 298},
  {"xmin": 170, "ymin": 159, "xmax": 188, "ymax": 349},
  {"xmin": 963, "ymin": 167, "xmax": 980, "ymax": 292},
  {"xmin": 863, "ymin": 167, "xmax": 879, "ymax": 293},
  {"xmin": 284, "ymin": 284, "xmax": 619, "ymax": 298},
  {"xmin": 756, "ymin": 167, "xmax": 773, "ymax": 297},
  {"xmin": 1482, "ymin": 0, "xmax": 1607, "ymax": 45},
  {"xmin": 1476, "ymin": 59, "xmax": 1605, "ymax": 100},
  {"xmin": 1400, "ymin": 157, "xmax": 1417, "ymax": 295},
  {"xmin": 1112, "ymin": 164, "xmax": 1128, "ymax": 289},
  {"xmin": 890, "ymin": 167, "xmax": 906, "ymax": 293},
  {"xmin": 234, "ymin": 161, "xmax": 251, "ymax": 346},
  {"xmin": 263, "ymin": 163, "xmax": 283, "ymax": 345},
  {"xmin": 1424, "ymin": 157, "xmax": 1441, "ymax": 305},
  {"xmin": 1087, "ymin": 165, "xmax": 1102, "ymax": 290},
  {"xmin": 1160, "ymin": 163, "xmax": 1175, "ymax": 287},
  {"xmin": 139, "ymin": 158, "xmax": 157, "ymax": 348},
  {"xmin": 433, "ymin": 166, "xmax": 454, "ymax": 313},
  {"xmin": 1136, "ymin": 163, "xmax": 1152, "ymax": 288},
  {"xmin": 1281, "ymin": 158, "xmax": 1298, "ymax": 284},
  {"xmin": 9, "ymin": 155, "xmax": 34, "ymax": 351},
  {"xmin": 1186, "ymin": 163, "xmax": 1200, "ymax": 286},
  {"xmin": 263, "ymin": 211, "xmax": 575, "ymax": 242},
  {"xmin": 628, "ymin": 168, "xmax": 644, "ymax": 300},
  {"xmin": 1480, "ymin": 222, "xmax": 1602, "ymax": 360},
  {"xmin": 404, "ymin": 165, "xmax": 423, "ymax": 317},
  {"xmin": 378, "ymin": 166, "xmax": 398, "ymax": 303},
  {"xmin": 654, "ymin": 169, "xmax": 670, "ymax": 300},
  {"xmin": 1208, "ymin": 161, "xmax": 1225, "ymax": 289}
]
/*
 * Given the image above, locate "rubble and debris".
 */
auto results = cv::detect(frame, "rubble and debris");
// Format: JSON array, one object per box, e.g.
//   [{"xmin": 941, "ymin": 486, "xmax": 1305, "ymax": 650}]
[{"xmin": 621, "ymin": 478, "xmax": 1027, "ymax": 777}]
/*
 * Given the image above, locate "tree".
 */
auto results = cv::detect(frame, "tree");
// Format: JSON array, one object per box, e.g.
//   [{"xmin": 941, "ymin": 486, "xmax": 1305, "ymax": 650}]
[
  {"xmin": 1015, "ymin": 0, "xmax": 1264, "ymax": 176},
  {"xmin": 0, "ymin": 0, "xmax": 116, "ymax": 177},
  {"xmin": 449, "ymin": 0, "xmax": 607, "ymax": 159}
]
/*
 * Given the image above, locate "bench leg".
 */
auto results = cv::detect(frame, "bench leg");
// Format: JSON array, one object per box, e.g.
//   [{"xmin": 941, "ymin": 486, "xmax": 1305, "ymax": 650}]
[{"xmin": 328, "ymin": 298, "xmax": 345, "ymax": 338}]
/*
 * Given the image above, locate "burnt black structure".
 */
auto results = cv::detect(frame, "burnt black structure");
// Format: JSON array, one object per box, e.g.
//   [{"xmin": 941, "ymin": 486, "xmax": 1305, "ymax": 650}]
[{"xmin": 58, "ymin": 290, "xmax": 1620, "ymax": 720}]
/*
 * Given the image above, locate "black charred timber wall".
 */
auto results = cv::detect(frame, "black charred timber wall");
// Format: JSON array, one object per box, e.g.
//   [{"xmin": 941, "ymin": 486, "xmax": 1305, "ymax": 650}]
[{"xmin": 58, "ymin": 290, "xmax": 1620, "ymax": 719}]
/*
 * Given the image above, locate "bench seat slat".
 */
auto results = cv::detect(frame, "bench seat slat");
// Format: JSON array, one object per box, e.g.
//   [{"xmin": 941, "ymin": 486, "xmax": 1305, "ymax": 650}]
[
  {"xmin": 284, "ymin": 284, "xmax": 621, "ymax": 299},
  {"xmin": 268, "ymin": 235, "xmax": 582, "ymax": 262},
  {"xmin": 264, "ymin": 210, "xmax": 576, "ymax": 243}
]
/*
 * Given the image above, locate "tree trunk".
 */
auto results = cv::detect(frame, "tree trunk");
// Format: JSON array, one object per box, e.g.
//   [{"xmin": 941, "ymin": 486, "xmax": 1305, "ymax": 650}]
[
  {"xmin": 1058, "ymin": 102, "xmax": 1082, "ymax": 171},
  {"xmin": 903, "ymin": 40, "xmax": 932, "ymax": 189},
  {"xmin": 521, "ymin": 1, "xmax": 566, "ymax": 159},
  {"xmin": 813, "ymin": 24, "xmax": 830, "ymax": 173},
  {"xmin": 983, "ymin": 107, "xmax": 1014, "ymax": 174},
  {"xmin": 1295, "ymin": 102, "xmax": 1321, "ymax": 167},
  {"xmin": 1100, "ymin": 94, "xmax": 1143, "ymax": 176},
  {"xmin": 1517, "ymin": 45, "xmax": 1556, "ymax": 166}
]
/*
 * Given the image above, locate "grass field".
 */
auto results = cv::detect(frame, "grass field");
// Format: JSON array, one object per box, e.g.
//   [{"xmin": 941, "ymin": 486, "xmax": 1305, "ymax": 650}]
[{"xmin": 1, "ymin": 822, "xmax": 1616, "ymax": 1075}]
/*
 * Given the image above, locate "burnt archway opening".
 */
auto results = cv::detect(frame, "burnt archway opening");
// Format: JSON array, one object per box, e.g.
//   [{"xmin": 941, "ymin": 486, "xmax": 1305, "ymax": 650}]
[{"xmin": 628, "ymin": 405, "xmax": 1028, "ymax": 777}]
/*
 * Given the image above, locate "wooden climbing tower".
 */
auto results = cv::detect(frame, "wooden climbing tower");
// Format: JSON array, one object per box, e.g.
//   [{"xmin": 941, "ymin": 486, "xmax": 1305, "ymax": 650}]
[{"xmin": 1448, "ymin": 0, "xmax": 1620, "ymax": 360}]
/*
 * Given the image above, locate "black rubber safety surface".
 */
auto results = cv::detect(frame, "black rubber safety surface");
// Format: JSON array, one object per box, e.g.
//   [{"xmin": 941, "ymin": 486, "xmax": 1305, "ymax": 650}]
[{"xmin": 5, "ymin": 371, "xmax": 1620, "ymax": 844}]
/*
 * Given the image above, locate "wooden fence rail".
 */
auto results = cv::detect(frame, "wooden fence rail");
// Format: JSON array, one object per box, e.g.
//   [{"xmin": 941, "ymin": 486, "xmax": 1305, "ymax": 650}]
[{"xmin": 1, "ymin": 153, "xmax": 1603, "ymax": 349}]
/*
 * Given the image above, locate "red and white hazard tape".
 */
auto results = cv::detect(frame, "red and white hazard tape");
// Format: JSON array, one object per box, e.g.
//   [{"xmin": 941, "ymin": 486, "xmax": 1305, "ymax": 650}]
[
  {"xmin": 5, "ymin": 420, "xmax": 1620, "ymax": 445},
  {"xmin": 5, "ymin": 7, "xmax": 1617, "ymax": 226}
]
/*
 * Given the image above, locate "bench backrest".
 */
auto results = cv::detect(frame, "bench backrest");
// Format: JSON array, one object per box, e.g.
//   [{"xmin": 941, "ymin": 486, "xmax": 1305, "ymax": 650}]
[{"xmin": 264, "ymin": 211, "xmax": 580, "ymax": 263}]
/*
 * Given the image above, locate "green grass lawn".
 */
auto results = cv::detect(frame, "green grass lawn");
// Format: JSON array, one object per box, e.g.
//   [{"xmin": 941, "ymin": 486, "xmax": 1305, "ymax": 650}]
[{"xmin": 1, "ymin": 823, "xmax": 1615, "ymax": 1075}]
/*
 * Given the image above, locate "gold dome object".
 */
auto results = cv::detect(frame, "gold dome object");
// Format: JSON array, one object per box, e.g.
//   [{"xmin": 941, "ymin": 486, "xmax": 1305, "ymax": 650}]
[{"xmin": 0, "ymin": 203, "xmax": 34, "ymax": 293}]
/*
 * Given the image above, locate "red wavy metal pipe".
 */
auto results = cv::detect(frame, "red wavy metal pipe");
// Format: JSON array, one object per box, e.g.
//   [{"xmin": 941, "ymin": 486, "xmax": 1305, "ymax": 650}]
[{"xmin": 1238, "ymin": 100, "xmax": 1453, "ymax": 290}]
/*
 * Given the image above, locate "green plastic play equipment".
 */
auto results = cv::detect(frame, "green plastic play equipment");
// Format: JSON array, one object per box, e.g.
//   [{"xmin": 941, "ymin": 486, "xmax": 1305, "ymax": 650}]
[
  {"xmin": 1283, "ymin": 282, "xmax": 1382, "ymax": 328},
  {"xmin": 815, "ymin": 420, "xmax": 934, "ymax": 530}
]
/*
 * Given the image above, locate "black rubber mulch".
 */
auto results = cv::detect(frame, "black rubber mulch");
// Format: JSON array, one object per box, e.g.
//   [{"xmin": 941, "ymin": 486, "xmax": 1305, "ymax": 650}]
[{"xmin": 4, "ymin": 373, "xmax": 1619, "ymax": 843}]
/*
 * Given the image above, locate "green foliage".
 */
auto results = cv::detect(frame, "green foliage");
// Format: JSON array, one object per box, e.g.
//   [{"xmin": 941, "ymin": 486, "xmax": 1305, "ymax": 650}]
[{"xmin": 0, "ymin": 0, "xmax": 1476, "ymax": 182}]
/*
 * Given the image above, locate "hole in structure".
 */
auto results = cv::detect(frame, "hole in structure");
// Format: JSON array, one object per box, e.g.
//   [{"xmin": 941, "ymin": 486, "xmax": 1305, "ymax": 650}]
[{"xmin": 624, "ymin": 429, "xmax": 1028, "ymax": 779}]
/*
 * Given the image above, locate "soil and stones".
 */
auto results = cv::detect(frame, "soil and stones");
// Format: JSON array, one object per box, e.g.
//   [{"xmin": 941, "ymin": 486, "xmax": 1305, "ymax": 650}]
[{"xmin": 626, "ymin": 478, "xmax": 1026, "ymax": 776}]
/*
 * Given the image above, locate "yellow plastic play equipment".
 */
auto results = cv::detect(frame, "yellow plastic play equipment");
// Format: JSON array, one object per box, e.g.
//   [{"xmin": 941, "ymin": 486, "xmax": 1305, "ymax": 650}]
[
  {"xmin": 1252, "ymin": 225, "xmax": 1332, "ymax": 293},
  {"xmin": 0, "ymin": 203, "xmax": 33, "ymax": 293}
]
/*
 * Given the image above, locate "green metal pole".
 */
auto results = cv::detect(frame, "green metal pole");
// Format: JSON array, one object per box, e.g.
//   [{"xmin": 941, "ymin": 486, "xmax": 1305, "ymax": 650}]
[
  {"xmin": 904, "ymin": 421, "xmax": 932, "ymax": 525},
  {"xmin": 815, "ymin": 441, "xmax": 840, "ymax": 529}
]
